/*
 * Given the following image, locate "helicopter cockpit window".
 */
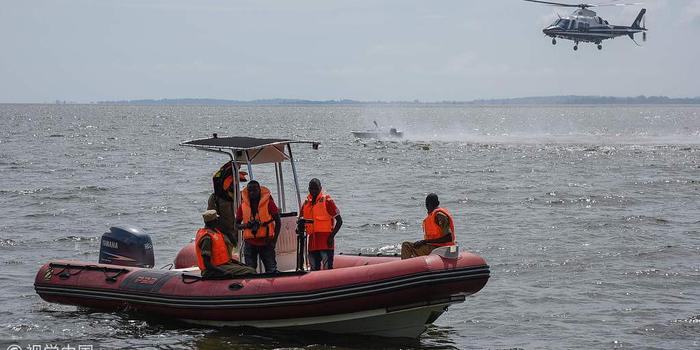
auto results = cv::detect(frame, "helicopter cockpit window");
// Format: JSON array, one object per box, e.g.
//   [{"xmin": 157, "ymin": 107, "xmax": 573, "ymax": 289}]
[
  {"xmin": 597, "ymin": 17, "xmax": 603, "ymax": 25},
  {"xmin": 557, "ymin": 19, "xmax": 570, "ymax": 28}
]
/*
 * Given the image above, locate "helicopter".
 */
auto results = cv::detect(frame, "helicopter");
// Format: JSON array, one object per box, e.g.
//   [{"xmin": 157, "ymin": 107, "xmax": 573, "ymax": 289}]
[{"xmin": 524, "ymin": 0, "xmax": 647, "ymax": 51}]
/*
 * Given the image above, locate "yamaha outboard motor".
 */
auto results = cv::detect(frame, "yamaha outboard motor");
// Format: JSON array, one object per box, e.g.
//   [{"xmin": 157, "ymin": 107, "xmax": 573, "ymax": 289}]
[{"xmin": 99, "ymin": 225, "xmax": 154, "ymax": 268}]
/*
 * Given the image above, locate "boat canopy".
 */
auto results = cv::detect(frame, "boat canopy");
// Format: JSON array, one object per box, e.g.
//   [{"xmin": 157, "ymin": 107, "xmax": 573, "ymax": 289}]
[
  {"xmin": 180, "ymin": 133, "xmax": 319, "ymax": 220},
  {"xmin": 180, "ymin": 134, "xmax": 321, "ymax": 271},
  {"xmin": 180, "ymin": 136, "xmax": 319, "ymax": 165}
]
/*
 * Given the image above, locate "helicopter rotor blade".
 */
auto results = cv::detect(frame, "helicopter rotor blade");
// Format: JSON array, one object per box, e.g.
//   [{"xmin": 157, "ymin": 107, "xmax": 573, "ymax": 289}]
[
  {"xmin": 523, "ymin": 0, "xmax": 643, "ymax": 8},
  {"xmin": 594, "ymin": 2, "xmax": 644, "ymax": 7},
  {"xmin": 522, "ymin": 0, "xmax": 591, "ymax": 8}
]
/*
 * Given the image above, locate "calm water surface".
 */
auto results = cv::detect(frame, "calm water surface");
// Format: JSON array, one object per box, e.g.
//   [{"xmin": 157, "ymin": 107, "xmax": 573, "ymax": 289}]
[{"xmin": 0, "ymin": 104, "xmax": 699, "ymax": 349}]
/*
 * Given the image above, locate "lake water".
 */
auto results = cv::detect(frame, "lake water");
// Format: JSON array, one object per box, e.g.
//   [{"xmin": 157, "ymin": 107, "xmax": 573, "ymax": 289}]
[{"xmin": 1, "ymin": 104, "xmax": 698, "ymax": 349}]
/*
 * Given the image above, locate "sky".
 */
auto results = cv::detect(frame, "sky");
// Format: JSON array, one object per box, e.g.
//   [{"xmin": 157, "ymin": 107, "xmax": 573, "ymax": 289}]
[{"xmin": 1, "ymin": 0, "xmax": 699, "ymax": 103}]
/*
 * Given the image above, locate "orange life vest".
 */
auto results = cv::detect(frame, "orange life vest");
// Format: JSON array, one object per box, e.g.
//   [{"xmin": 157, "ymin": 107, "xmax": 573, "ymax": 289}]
[
  {"xmin": 302, "ymin": 192, "xmax": 334, "ymax": 234},
  {"xmin": 422, "ymin": 207, "xmax": 456, "ymax": 247},
  {"xmin": 195, "ymin": 227, "xmax": 231, "ymax": 271},
  {"xmin": 240, "ymin": 186, "xmax": 276, "ymax": 241}
]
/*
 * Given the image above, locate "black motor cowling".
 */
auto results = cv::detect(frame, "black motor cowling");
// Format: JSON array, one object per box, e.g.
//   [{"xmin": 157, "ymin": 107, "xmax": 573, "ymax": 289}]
[{"xmin": 98, "ymin": 225, "xmax": 154, "ymax": 268}]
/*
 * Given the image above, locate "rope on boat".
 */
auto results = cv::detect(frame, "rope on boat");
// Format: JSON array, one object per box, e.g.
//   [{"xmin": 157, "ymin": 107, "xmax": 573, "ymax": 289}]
[
  {"xmin": 181, "ymin": 273, "xmax": 202, "ymax": 284},
  {"xmin": 54, "ymin": 264, "xmax": 86, "ymax": 280},
  {"xmin": 49, "ymin": 263, "xmax": 129, "ymax": 282},
  {"xmin": 103, "ymin": 268, "xmax": 128, "ymax": 283}
]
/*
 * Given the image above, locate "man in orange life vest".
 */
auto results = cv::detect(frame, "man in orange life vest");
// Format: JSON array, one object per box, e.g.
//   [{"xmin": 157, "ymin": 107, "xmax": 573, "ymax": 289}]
[
  {"xmin": 301, "ymin": 178, "xmax": 343, "ymax": 270},
  {"xmin": 236, "ymin": 180, "xmax": 282, "ymax": 273},
  {"xmin": 400, "ymin": 193, "xmax": 456, "ymax": 259},
  {"xmin": 195, "ymin": 210, "xmax": 255, "ymax": 279}
]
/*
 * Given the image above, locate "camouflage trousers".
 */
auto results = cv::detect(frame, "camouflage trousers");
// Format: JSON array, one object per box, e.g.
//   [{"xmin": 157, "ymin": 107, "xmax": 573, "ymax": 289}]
[{"xmin": 400, "ymin": 241, "xmax": 436, "ymax": 260}]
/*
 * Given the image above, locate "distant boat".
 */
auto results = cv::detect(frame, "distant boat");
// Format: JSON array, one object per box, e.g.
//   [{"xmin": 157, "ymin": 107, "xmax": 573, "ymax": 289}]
[
  {"xmin": 352, "ymin": 121, "xmax": 404, "ymax": 139},
  {"xmin": 351, "ymin": 128, "xmax": 404, "ymax": 139}
]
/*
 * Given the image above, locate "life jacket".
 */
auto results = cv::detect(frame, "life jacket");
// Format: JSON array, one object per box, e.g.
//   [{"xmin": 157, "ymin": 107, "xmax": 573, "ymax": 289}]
[
  {"xmin": 422, "ymin": 207, "xmax": 456, "ymax": 247},
  {"xmin": 240, "ymin": 186, "xmax": 276, "ymax": 241},
  {"xmin": 195, "ymin": 227, "xmax": 231, "ymax": 271},
  {"xmin": 212, "ymin": 162, "xmax": 248, "ymax": 200},
  {"xmin": 212, "ymin": 162, "xmax": 234, "ymax": 199},
  {"xmin": 302, "ymin": 192, "xmax": 334, "ymax": 234}
]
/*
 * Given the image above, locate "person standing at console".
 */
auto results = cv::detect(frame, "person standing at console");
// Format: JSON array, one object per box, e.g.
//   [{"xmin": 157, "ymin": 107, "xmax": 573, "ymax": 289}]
[
  {"xmin": 301, "ymin": 178, "xmax": 342, "ymax": 270},
  {"xmin": 236, "ymin": 180, "xmax": 281, "ymax": 273},
  {"xmin": 207, "ymin": 164, "xmax": 240, "ymax": 250}
]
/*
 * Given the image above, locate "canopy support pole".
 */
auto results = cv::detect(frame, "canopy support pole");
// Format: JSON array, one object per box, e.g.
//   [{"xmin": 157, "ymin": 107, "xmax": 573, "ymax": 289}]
[
  {"xmin": 227, "ymin": 152, "xmax": 243, "ymax": 255},
  {"xmin": 287, "ymin": 144, "xmax": 302, "ymax": 210},
  {"xmin": 288, "ymin": 144, "xmax": 306, "ymax": 271},
  {"xmin": 244, "ymin": 150, "xmax": 254, "ymax": 179},
  {"xmin": 274, "ymin": 162, "xmax": 285, "ymax": 212}
]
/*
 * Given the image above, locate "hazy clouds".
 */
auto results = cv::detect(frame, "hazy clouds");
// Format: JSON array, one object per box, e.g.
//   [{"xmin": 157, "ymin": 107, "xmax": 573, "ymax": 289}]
[{"xmin": 1, "ymin": 0, "xmax": 698, "ymax": 102}]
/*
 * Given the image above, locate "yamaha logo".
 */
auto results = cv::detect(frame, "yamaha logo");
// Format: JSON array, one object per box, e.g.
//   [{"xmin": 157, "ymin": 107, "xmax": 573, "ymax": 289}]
[{"xmin": 101, "ymin": 239, "xmax": 118, "ymax": 249}]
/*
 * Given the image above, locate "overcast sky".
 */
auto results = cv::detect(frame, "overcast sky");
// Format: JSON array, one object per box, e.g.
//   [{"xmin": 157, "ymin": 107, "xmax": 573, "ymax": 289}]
[{"xmin": 1, "ymin": 0, "xmax": 699, "ymax": 103}]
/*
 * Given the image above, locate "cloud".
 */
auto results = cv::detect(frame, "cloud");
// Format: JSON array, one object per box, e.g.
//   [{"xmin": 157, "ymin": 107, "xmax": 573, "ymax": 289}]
[
  {"xmin": 443, "ymin": 51, "xmax": 479, "ymax": 74},
  {"xmin": 680, "ymin": 0, "xmax": 700, "ymax": 24},
  {"xmin": 153, "ymin": 61, "xmax": 228, "ymax": 73}
]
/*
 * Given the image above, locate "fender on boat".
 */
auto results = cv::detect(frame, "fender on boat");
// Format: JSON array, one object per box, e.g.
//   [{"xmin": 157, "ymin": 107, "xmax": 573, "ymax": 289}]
[{"xmin": 174, "ymin": 243, "xmax": 198, "ymax": 269}]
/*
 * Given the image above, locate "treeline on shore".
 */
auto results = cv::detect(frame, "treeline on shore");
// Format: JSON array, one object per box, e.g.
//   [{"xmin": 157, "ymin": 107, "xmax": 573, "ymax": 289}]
[{"xmin": 95, "ymin": 95, "xmax": 700, "ymax": 106}]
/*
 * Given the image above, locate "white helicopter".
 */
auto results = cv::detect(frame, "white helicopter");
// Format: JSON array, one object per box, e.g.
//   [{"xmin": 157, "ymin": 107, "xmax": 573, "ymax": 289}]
[{"xmin": 524, "ymin": 0, "xmax": 647, "ymax": 51}]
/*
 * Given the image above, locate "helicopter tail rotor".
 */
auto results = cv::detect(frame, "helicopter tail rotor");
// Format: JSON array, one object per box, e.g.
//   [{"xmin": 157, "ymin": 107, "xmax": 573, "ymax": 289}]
[
  {"xmin": 631, "ymin": 8, "xmax": 646, "ymax": 29},
  {"xmin": 628, "ymin": 33, "xmax": 643, "ymax": 46},
  {"xmin": 630, "ymin": 8, "xmax": 647, "ymax": 44}
]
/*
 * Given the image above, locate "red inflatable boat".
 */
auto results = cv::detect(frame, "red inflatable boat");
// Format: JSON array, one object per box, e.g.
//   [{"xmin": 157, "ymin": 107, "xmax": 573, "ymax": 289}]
[
  {"xmin": 34, "ymin": 136, "xmax": 490, "ymax": 338},
  {"xmin": 35, "ymin": 250, "xmax": 488, "ymax": 338}
]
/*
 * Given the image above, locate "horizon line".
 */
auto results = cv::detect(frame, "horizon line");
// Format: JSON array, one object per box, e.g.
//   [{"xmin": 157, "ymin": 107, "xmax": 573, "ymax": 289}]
[{"xmin": 3, "ymin": 94, "xmax": 700, "ymax": 105}]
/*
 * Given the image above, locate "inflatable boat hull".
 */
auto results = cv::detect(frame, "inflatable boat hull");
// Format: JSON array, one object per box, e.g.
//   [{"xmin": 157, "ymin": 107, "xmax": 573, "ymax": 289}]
[{"xmin": 35, "ymin": 253, "xmax": 489, "ymax": 338}]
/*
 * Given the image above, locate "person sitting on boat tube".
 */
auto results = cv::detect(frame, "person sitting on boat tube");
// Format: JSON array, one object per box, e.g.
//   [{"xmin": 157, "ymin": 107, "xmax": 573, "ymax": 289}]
[
  {"xmin": 196, "ymin": 210, "xmax": 256, "ymax": 278},
  {"xmin": 400, "ymin": 193, "xmax": 456, "ymax": 259},
  {"xmin": 236, "ymin": 180, "xmax": 282, "ymax": 273},
  {"xmin": 301, "ymin": 178, "xmax": 343, "ymax": 270}
]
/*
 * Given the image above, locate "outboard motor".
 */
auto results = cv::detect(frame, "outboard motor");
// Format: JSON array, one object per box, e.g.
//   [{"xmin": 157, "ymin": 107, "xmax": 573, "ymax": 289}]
[{"xmin": 99, "ymin": 225, "xmax": 154, "ymax": 268}]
